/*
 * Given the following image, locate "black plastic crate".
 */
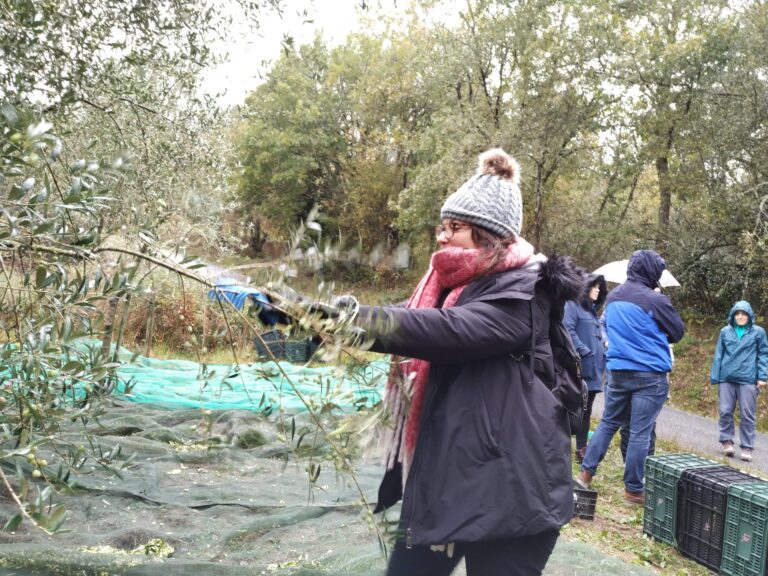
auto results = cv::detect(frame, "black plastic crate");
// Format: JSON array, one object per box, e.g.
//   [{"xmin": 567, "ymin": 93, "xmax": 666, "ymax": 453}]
[
  {"xmin": 307, "ymin": 337, "xmax": 320, "ymax": 359},
  {"xmin": 284, "ymin": 339, "xmax": 310, "ymax": 363},
  {"xmin": 573, "ymin": 486, "xmax": 598, "ymax": 520},
  {"xmin": 644, "ymin": 453, "xmax": 719, "ymax": 546},
  {"xmin": 254, "ymin": 329, "xmax": 285, "ymax": 359},
  {"xmin": 678, "ymin": 465, "xmax": 758, "ymax": 572},
  {"xmin": 721, "ymin": 482, "xmax": 768, "ymax": 576}
]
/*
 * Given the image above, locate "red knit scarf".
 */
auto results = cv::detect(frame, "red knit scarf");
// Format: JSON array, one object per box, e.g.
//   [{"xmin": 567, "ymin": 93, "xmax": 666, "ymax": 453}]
[{"xmin": 381, "ymin": 237, "xmax": 535, "ymax": 479}]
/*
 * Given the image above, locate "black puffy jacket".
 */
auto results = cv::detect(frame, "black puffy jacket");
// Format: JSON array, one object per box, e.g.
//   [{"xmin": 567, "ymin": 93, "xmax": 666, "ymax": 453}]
[{"xmin": 359, "ymin": 255, "xmax": 582, "ymax": 546}]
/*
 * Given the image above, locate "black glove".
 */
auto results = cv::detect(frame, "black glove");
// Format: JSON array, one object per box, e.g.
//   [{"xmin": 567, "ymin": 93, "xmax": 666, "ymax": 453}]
[
  {"xmin": 254, "ymin": 283, "xmax": 309, "ymax": 326},
  {"xmin": 332, "ymin": 295, "xmax": 360, "ymax": 316},
  {"xmin": 305, "ymin": 301, "xmax": 342, "ymax": 319},
  {"xmin": 262, "ymin": 285, "xmax": 359, "ymax": 325},
  {"xmin": 305, "ymin": 294, "xmax": 359, "ymax": 320}
]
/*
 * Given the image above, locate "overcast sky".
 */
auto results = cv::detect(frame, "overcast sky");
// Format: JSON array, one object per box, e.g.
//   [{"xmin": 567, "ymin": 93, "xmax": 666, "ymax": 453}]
[{"xmin": 200, "ymin": 1, "xmax": 373, "ymax": 107}]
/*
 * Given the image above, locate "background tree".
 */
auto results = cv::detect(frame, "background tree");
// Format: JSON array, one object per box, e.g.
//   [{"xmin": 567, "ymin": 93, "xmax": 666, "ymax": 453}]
[
  {"xmin": 235, "ymin": 37, "xmax": 347, "ymax": 240},
  {"xmin": 233, "ymin": 0, "xmax": 768, "ymax": 310}
]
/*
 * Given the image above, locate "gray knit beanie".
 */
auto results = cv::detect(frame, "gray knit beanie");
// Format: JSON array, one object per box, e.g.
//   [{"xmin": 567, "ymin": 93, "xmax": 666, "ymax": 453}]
[{"xmin": 440, "ymin": 148, "xmax": 522, "ymax": 237}]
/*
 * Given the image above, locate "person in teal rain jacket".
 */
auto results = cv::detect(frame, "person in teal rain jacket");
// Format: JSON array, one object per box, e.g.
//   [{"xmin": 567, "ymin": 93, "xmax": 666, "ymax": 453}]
[{"xmin": 711, "ymin": 300, "xmax": 768, "ymax": 462}]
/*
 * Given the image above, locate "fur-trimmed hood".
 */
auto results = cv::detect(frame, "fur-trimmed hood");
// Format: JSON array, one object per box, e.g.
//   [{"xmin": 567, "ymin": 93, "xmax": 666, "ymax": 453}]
[
  {"xmin": 579, "ymin": 273, "xmax": 607, "ymax": 310},
  {"xmin": 536, "ymin": 253, "xmax": 586, "ymax": 320}
]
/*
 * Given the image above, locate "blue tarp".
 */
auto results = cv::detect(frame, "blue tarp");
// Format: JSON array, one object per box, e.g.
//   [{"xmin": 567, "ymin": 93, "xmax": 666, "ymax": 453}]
[{"xmin": 207, "ymin": 282, "xmax": 283, "ymax": 324}]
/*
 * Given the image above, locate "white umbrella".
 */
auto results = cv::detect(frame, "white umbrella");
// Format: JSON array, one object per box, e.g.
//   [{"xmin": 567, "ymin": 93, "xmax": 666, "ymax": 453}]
[{"xmin": 592, "ymin": 259, "xmax": 681, "ymax": 288}]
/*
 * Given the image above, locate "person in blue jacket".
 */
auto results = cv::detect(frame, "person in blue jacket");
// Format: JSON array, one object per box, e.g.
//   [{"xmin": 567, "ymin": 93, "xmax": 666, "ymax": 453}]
[
  {"xmin": 564, "ymin": 274, "xmax": 607, "ymax": 462},
  {"xmin": 711, "ymin": 300, "xmax": 768, "ymax": 462},
  {"xmin": 576, "ymin": 250, "xmax": 685, "ymax": 505}
]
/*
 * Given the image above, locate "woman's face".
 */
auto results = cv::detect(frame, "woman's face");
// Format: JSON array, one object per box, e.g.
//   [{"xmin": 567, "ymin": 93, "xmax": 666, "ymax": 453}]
[
  {"xmin": 436, "ymin": 219, "xmax": 477, "ymax": 250},
  {"xmin": 589, "ymin": 284, "xmax": 600, "ymax": 302},
  {"xmin": 734, "ymin": 310, "xmax": 749, "ymax": 326}
]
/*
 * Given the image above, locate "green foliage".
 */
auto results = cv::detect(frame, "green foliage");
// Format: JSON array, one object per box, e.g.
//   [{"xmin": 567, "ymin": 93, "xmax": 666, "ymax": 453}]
[
  {"xmin": 0, "ymin": 0, "xmax": 278, "ymax": 111},
  {"xmin": 1, "ymin": 0, "xmax": 282, "ymax": 259},
  {"xmin": 234, "ymin": 0, "xmax": 768, "ymax": 314},
  {"xmin": 0, "ymin": 107, "xmax": 139, "ymax": 532},
  {"xmin": 2, "ymin": 0, "xmax": 395, "ymax": 546},
  {"xmin": 235, "ymin": 38, "xmax": 347, "ymax": 237}
]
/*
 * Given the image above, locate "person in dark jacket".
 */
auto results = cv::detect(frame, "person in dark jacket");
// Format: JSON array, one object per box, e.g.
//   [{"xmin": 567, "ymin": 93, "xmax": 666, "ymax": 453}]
[
  {"xmin": 341, "ymin": 149, "xmax": 582, "ymax": 576},
  {"xmin": 564, "ymin": 274, "xmax": 607, "ymax": 462},
  {"xmin": 575, "ymin": 250, "xmax": 684, "ymax": 505},
  {"xmin": 711, "ymin": 300, "xmax": 768, "ymax": 462}
]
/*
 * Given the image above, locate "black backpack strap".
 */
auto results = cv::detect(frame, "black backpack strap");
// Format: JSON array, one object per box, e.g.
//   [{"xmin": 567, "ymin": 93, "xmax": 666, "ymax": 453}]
[{"xmin": 528, "ymin": 299, "xmax": 536, "ymax": 387}]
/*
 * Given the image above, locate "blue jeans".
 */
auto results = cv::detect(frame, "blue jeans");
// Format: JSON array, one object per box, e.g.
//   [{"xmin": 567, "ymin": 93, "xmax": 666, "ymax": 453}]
[
  {"xmin": 581, "ymin": 370, "xmax": 669, "ymax": 494},
  {"xmin": 718, "ymin": 382, "xmax": 758, "ymax": 450}
]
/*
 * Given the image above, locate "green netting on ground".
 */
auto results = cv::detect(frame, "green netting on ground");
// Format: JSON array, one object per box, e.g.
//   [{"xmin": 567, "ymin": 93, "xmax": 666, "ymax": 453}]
[
  {"xmin": 83, "ymin": 340, "xmax": 389, "ymax": 413},
  {"xmin": 0, "ymin": 347, "xmax": 657, "ymax": 576}
]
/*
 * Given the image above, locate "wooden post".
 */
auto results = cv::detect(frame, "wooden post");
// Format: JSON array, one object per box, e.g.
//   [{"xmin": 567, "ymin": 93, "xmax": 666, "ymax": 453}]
[
  {"xmin": 113, "ymin": 293, "xmax": 132, "ymax": 363},
  {"xmin": 101, "ymin": 296, "xmax": 120, "ymax": 360},
  {"xmin": 145, "ymin": 294, "xmax": 155, "ymax": 358}
]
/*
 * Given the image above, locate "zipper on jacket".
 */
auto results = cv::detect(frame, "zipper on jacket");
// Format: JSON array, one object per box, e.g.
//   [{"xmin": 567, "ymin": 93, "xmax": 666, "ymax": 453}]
[{"xmin": 404, "ymin": 368, "xmax": 440, "ymax": 549}]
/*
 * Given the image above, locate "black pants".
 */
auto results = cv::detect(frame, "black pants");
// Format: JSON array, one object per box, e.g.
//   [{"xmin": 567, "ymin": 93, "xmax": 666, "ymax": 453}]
[
  {"xmin": 575, "ymin": 391, "xmax": 599, "ymax": 450},
  {"xmin": 385, "ymin": 530, "xmax": 560, "ymax": 576}
]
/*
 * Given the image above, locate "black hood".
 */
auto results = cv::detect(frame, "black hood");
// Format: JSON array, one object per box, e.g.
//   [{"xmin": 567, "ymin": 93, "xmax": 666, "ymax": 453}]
[
  {"xmin": 537, "ymin": 253, "xmax": 586, "ymax": 320},
  {"xmin": 626, "ymin": 250, "xmax": 666, "ymax": 289},
  {"xmin": 580, "ymin": 274, "xmax": 607, "ymax": 310}
]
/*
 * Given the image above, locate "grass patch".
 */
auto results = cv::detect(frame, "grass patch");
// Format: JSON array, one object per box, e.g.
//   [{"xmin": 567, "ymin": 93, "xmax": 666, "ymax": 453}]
[{"xmin": 145, "ymin": 341, "xmax": 260, "ymax": 364}]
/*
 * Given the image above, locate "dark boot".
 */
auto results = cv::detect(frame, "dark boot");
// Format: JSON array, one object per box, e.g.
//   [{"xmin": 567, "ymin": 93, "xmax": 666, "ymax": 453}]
[
  {"xmin": 575, "ymin": 470, "xmax": 593, "ymax": 489},
  {"xmin": 624, "ymin": 490, "xmax": 645, "ymax": 505}
]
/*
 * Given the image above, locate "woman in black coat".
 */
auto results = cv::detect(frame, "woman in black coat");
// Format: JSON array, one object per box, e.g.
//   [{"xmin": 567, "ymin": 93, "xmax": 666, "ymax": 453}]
[
  {"xmin": 350, "ymin": 149, "xmax": 583, "ymax": 576},
  {"xmin": 563, "ymin": 274, "xmax": 607, "ymax": 462}
]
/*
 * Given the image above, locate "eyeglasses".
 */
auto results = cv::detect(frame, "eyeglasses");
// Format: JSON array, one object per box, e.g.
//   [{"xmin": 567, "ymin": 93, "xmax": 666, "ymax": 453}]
[{"xmin": 434, "ymin": 222, "xmax": 472, "ymax": 239}]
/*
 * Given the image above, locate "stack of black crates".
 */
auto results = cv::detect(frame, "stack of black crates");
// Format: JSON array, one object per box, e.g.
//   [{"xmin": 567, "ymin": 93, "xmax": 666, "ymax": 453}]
[
  {"xmin": 254, "ymin": 329, "xmax": 318, "ymax": 363},
  {"xmin": 644, "ymin": 453, "xmax": 768, "ymax": 575}
]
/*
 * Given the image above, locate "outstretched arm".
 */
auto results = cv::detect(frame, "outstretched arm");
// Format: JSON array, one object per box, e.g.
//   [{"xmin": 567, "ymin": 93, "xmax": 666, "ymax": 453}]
[{"xmin": 358, "ymin": 298, "xmax": 536, "ymax": 364}]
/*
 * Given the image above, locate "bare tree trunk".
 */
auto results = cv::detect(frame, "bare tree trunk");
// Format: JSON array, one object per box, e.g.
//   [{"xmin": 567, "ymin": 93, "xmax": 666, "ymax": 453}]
[
  {"xmin": 98, "ymin": 294, "xmax": 128, "ymax": 395},
  {"xmin": 656, "ymin": 155, "xmax": 671, "ymax": 253},
  {"xmin": 145, "ymin": 296, "xmax": 155, "ymax": 358},
  {"xmin": 533, "ymin": 162, "xmax": 545, "ymax": 249},
  {"xmin": 101, "ymin": 296, "xmax": 120, "ymax": 359},
  {"xmin": 112, "ymin": 294, "xmax": 132, "ymax": 363}
]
